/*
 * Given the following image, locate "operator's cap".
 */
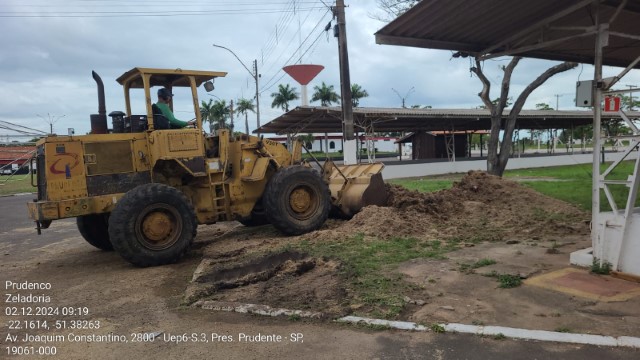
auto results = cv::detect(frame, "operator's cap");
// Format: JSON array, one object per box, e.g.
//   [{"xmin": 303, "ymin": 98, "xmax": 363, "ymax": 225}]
[{"xmin": 158, "ymin": 88, "xmax": 173, "ymax": 98}]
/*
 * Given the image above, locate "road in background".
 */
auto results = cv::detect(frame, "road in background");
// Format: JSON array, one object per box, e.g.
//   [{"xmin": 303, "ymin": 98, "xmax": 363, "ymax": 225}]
[{"xmin": 382, "ymin": 151, "xmax": 639, "ymax": 179}]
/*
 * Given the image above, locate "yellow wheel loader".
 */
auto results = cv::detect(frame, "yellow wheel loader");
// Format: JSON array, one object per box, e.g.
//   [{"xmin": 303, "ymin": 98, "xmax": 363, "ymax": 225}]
[{"xmin": 27, "ymin": 68, "xmax": 386, "ymax": 267}]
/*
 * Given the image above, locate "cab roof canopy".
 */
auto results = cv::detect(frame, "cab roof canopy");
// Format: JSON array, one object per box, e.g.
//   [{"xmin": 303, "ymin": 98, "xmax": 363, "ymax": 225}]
[
  {"xmin": 375, "ymin": 0, "xmax": 640, "ymax": 68},
  {"xmin": 116, "ymin": 67, "xmax": 227, "ymax": 89}
]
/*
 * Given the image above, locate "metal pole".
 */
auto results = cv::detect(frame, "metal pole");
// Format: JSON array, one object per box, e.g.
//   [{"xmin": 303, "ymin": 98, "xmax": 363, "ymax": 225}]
[
  {"xmin": 626, "ymin": 84, "xmax": 635, "ymax": 110},
  {"xmin": 254, "ymin": 60, "xmax": 261, "ymax": 136},
  {"xmin": 212, "ymin": 44, "xmax": 260, "ymax": 135},
  {"xmin": 335, "ymin": 0, "xmax": 356, "ymax": 164},
  {"xmin": 229, "ymin": 99, "xmax": 234, "ymax": 131},
  {"xmin": 592, "ymin": 16, "xmax": 608, "ymax": 262},
  {"xmin": 325, "ymin": 133, "xmax": 329, "ymax": 157}
]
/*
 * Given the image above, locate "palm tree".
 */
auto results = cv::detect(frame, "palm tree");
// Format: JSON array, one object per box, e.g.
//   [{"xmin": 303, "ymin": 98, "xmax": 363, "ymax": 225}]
[
  {"xmin": 351, "ymin": 83, "xmax": 369, "ymax": 107},
  {"xmin": 311, "ymin": 82, "xmax": 340, "ymax": 106},
  {"xmin": 235, "ymin": 98, "xmax": 255, "ymax": 135},
  {"xmin": 271, "ymin": 84, "xmax": 299, "ymax": 112},
  {"xmin": 296, "ymin": 133, "xmax": 315, "ymax": 149},
  {"xmin": 210, "ymin": 99, "xmax": 230, "ymax": 133},
  {"xmin": 200, "ymin": 99, "xmax": 215, "ymax": 131}
]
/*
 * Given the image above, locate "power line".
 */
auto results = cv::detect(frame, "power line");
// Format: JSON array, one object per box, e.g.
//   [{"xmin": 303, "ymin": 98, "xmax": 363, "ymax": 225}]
[
  {"xmin": 0, "ymin": 120, "xmax": 48, "ymax": 135},
  {"xmin": 0, "ymin": 125, "xmax": 44, "ymax": 136},
  {"xmin": 16, "ymin": 1, "xmax": 321, "ymax": 6},
  {"xmin": 259, "ymin": 0, "xmax": 298, "ymax": 62},
  {"xmin": 259, "ymin": 5, "xmax": 323, "ymax": 77},
  {"xmin": 260, "ymin": 1, "xmax": 326, "ymax": 74},
  {"xmin": 258, "ymin": 27, "xmax": 327, "ymax": 95},
  {"xmin": 0, "ymin": 7, "xmax": 326, "ymax": 18},
  {"xmin": 258, "ymin": 9, "xmax": 331, "ymax": 94}
]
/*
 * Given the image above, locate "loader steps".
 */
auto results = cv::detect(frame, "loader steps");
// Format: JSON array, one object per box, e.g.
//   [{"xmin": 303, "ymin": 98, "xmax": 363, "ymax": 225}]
[{"xmin": 209, "ymin": 181, "xmax": 232, "ymax": 221}]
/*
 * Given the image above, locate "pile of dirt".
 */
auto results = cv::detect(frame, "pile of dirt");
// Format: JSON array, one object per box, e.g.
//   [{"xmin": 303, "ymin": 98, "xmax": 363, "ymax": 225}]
[
  {"xmin": 189, "ymin": 170, "xmax": 590, "ymax": 315},
  {"xmin": 386, "ymin": 171, "xmax": 581, "ymax": 217},
  {"xmin": 325, "ymin": 171, "xmax": 588, "ymax": 242}
]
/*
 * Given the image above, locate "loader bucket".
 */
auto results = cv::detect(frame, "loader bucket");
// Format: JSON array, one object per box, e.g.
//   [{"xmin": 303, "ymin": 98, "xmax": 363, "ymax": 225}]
[{"xmin": 322, "ymin": 161, "xmax": 388, "ymax": 218}]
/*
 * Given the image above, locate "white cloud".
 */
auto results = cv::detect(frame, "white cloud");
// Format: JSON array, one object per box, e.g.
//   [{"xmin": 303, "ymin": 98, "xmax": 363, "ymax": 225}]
[{"xmin": 1, "ymin": 0, "xmax": 638, "ymax": 139}]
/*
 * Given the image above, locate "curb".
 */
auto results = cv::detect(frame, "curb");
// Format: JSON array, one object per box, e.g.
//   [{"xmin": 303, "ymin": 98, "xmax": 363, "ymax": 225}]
[
  {"xmin": 338, "ymin": 316, "xmax": 427, "ymax": 331},
  {"xmin": 0, "ymin": 192, "xmax": 34, "ymax": 197},
  {"xmin": 337, "ymin": 316, "xmax": 640, "ymax": 349},
  {"xmin": 195, "ymin": 302, "xmax": 640, "ymax": 349},
  {"xmin": 194, "ymin": 300, "xmax": 323, "ymax": 319}
]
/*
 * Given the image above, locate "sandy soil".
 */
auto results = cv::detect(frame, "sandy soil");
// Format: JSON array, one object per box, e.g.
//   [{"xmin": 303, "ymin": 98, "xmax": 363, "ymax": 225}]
[{"xmin": 186, "ymin": 171, "xmax": 640, "ymax": 337}]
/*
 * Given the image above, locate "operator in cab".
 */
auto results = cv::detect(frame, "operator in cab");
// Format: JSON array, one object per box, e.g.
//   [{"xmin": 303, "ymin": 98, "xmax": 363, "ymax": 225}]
[{"xmin": 154, "ymin": 88, "xmax": 195, "ymax": 128}]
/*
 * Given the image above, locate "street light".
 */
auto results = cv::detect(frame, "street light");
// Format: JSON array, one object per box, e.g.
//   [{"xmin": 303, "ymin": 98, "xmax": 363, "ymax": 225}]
[
  {"xmin": 212, "ymin": 44, "xmax": 261, "ymax": 135},
  {"xmin": 392, "ymin": 87, "xmax": 415, "ymax": 108},
  {"xmin": 37, "ymin": 113, "xmax": 65, "ymax": 134}
]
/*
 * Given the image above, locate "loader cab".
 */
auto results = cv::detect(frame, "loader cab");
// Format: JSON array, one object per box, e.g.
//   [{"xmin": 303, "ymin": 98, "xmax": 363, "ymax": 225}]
[{"xmin": 115, "ymin": 67, "xmax": 227, "ymax": 131}]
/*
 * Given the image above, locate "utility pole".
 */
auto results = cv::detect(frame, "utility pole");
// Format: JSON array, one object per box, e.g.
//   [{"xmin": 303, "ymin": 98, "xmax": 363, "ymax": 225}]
[
  {"xmin": 554, "ymin": 94, "xmax": 562, "ymax": 110},
  {"xmin": 625, "ymin": 84, "xmax": 636, "ymax": 110},
  {"xmin": 254, "ymin": 60, "xmax": 261, "ymax": 135},
  {"xmin": 229, "ymin": 99, "xmax": 234, "ymax": 131},
  {"xmin": 334, "ymin": 0, "xmax": 356, "ymax": 164}
]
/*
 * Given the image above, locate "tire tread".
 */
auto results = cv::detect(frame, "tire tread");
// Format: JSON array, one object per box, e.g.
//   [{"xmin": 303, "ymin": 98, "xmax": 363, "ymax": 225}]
[{"xmin": 108, "ymin": 183, "xmax": 197, "ymax": 267}]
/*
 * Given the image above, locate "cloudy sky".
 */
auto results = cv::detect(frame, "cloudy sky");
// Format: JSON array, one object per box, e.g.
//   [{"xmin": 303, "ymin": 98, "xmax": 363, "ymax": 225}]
[{"xmin": 1, "ymin": 0, "xmax": 639, "ymax": 139}]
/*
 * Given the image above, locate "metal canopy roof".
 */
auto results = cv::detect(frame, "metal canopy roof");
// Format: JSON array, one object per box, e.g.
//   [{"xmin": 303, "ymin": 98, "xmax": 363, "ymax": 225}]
[
  {"xmin": 116, "ymin": 67, "xmax": 227, "ymax": 88},
  {"xmin": 257, "ymin": 106, "xmax": 629, "ymax": 135},
  {"xmin": 375, "ymin": 0, "xmax": 640, "ymax": 68}
]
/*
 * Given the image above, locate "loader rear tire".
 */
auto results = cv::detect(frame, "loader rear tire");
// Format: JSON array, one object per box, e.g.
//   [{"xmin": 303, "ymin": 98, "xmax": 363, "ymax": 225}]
[
  {"xmin": 77, "ymin": 214, "xmax": 113, "ymax": 251},
  {"xmin": 108, "ymin": 183, "xmax": 197, "ymax": 267},
  {"xmin": 263, "ymin": 166, "xmax": 330, "ymax": 235}
]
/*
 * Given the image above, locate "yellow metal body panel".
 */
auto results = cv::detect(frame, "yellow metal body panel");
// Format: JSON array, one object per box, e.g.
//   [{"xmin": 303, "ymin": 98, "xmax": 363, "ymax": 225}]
[
  {"xmin": 84, "ymin": 141, "xmax": 134, "ymax": 175},
  {"xmin": 291, "ymin": 140, "xmax": 303, "ymax": 165},
  {"xmin": 242, "ymin": 157, "xmax": 269, "ymax": 181},
  {"xmin": 132, "ymin": 138, "xmax": 151, "ymax": 172},
  {"xmin": 44, "ymin": 141, "xmax": 87, "ymax": 200},
  {"xmin": 148, "ymin": 129, "xmax": 204, "ymax": 161},
  {"xmin": 28, "ymin": 193, "xmax": 125, "ymax": 221},
  {"xmin": 167, "ymin": 133, "xmax": 200, "ymax": 152}
]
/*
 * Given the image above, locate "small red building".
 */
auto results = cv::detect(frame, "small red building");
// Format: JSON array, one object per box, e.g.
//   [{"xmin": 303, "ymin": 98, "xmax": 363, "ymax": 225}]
[{"xmin": 0, "ymin": 146, "xmax": 36, "ymax": 174}]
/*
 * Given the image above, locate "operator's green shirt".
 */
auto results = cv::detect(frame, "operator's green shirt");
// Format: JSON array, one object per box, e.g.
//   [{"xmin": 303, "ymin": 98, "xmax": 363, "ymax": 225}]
[{"xmin": 155, "ymin": 102, "xmax": 188, "ymax": 128}]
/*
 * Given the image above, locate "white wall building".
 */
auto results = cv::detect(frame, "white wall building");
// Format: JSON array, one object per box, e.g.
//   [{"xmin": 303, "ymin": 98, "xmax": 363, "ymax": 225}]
[{"xmin": 268, "ymin": 133, "xmax": 404, "ymax": 154}]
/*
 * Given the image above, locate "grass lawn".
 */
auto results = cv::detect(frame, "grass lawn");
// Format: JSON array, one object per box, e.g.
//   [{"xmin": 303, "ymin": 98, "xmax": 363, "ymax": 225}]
[
  {"xmin": 284, "ymin": 160, "xmax": 636, "ymax": 319},
  {"xmin": 0, "ymin": 175, "xmax": 34, "ymax": 196},
  {"xmin": 295, "ymin": 234, "xmax": 453, "ymax": 319},
  {"xmin": 390, "ymin": 161, "xmax": 639, "ymax": 211},
  {"xmin": 387, "ymin": 178, "xmax": 456, "ymax": 193}
]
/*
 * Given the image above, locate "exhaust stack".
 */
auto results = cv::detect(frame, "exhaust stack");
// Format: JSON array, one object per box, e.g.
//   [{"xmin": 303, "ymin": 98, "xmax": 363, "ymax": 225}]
[{"xmin": 90, "ymin": 70, "xmax": 108, "ymax": 134}]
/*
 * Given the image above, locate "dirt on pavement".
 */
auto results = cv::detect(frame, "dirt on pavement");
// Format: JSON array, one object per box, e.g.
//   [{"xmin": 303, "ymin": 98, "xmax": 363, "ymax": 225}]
[{"xmin": 186, "ymin": 171, "xmax": 640, "ymax": 337}]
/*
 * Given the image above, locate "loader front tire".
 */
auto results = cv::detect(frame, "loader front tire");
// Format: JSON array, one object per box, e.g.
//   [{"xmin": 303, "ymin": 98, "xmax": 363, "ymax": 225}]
[
  {"xmin": 77, "ymin": 214, "xmax": 113, "ymax": 251},
  {"xmin": 263, "ymin": 166, "xmax": 330, "ymax": 235},
  {"xmin": 108, "ymin": 184, "xmax": 197, "ymax": 267}
]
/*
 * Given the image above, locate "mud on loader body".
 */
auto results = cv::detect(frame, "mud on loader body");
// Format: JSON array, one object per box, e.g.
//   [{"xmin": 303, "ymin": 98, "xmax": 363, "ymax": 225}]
[{"xmin": 27, "ymin": 68, "xmax": 386, "ymax": 267}]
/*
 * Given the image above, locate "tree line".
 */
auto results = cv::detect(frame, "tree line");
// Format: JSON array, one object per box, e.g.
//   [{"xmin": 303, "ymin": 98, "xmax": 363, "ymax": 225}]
[{"xmin": 199, "ymin": 82, "xmax": 369, "ymax": 133}]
